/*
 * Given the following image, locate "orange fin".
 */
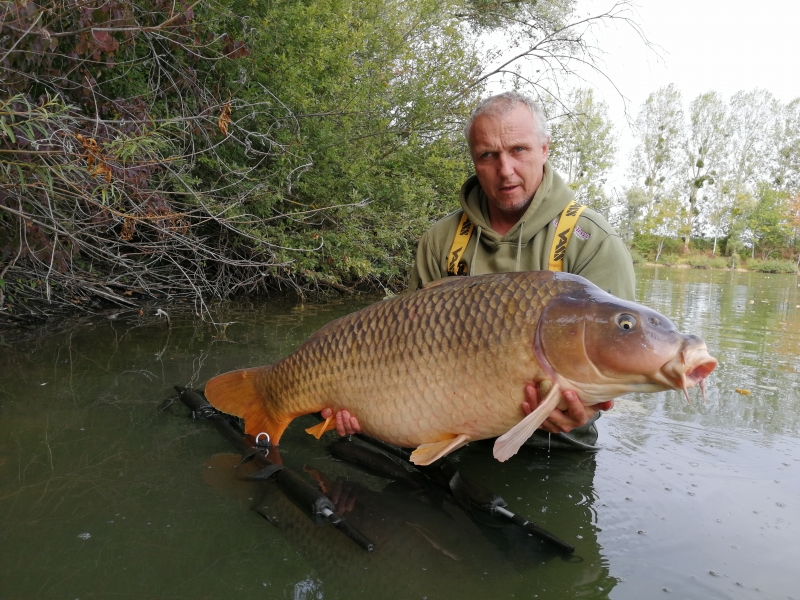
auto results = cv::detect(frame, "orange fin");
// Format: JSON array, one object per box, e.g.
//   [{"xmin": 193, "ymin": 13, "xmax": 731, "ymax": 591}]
[
  {"xmin": 493, "ymin": 383, "xmax": 562, "ymax": 462},
  {"xmin": 410, "ymin": 434, "xmax": 469, "ymax": 466},
  {"xmin": 204, "ymin": 367, "xmax": 291, "ymax": 444},
  {"xmin": 305, "ymin": 416, "xmax": 335, "ymax": 439}
]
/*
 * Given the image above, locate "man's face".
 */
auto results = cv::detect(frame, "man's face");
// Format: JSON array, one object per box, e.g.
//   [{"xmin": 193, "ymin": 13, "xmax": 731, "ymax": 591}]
[{"xmin": 468, "ymin": 103, "xmax": 550, "ymax": 222}]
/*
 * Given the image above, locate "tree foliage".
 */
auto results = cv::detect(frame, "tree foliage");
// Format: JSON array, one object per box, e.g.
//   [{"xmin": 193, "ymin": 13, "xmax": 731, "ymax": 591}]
[
  {"xmin": 680, "ymin": 91, "xmax": 728, "ymax": 249},
  {"xmin": 548, "ymin": 88, "xmax": 617, "ymax": 215},
  {"xmin": 1, "ymin": 0, "xmax": 652, "ymax": 319},
  {"xmin": 625, "ymin": 85, "xmax": 800, "ymax": 263}
]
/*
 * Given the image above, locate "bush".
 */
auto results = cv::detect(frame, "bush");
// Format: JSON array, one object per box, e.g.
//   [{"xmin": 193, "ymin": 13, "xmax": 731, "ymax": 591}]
[
  {"xmin": 657, "ymin": 254, "xmax": 680, "ymax": 267},
  {"xmin": 686, "ymin": 255, "xmax": 730, "ymax": 269},
  {"xmin": 746, "ymin": 259, "xmax": 798, "ymax": 274},
  {"xmin": 631, "ymin": 234, "xmax": 683, "ymax": 261},
  {"xmin": 628, "ymin": 248, "xmax": 646, "ymax": 265}
]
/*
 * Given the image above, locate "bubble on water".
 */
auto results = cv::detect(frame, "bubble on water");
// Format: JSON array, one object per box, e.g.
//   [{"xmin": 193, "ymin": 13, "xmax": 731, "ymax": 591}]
[{"xmin": 77, "ymin": 533, "xmax": 91, "ymax": 540}]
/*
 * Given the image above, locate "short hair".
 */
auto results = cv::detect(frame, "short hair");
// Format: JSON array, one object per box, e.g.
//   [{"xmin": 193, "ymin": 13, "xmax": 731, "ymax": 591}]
[{"xmin": 464, "ymin": 92, "xmax": 550, "ymax": 149}]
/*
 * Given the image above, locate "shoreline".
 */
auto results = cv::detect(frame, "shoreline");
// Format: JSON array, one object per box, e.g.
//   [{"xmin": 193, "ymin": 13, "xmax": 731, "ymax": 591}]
[{"xmin": 2, "ymin": 263, "xmax": 797, "ymax": 333}]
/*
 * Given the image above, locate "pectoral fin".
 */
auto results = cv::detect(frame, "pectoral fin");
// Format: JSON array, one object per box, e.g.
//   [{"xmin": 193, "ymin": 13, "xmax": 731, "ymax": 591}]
[
  {"xmin": 305, "ymin": 416, "xmax": 335, "ymax": 439},
  {"xmin": 410, "ymin": 434, "xmax": 470, "ymax": 466},
  {"xmin": 493, "ymin": 383, "xmax": 562, "ymax": 462}
]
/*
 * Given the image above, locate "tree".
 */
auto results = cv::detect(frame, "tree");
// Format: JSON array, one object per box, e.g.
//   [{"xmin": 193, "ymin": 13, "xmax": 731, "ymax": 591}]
[
  {"xmin": 548, "ymin": 88, "xmax": 617, "ymax": 215},
  {"xmin": 680, "ymin": 92, "xmax": 729, "ymax": 251},
  {"xmin": 1, "ymin": 0, "xmax": 652, "ymax": 317},
  {"xmin": 787, "ymin": 193, "xmax": 800, "ymax": 266},
  {"xmin": 773, "ymin": 98, "xmax": 800, "ymax": 192},
  {"xmin": 747, "ymin": 183, "xmax": 792, "ymax": 259},
  {"xmin": 720, "ymin": 89, "xmax": 779, "ymax": 254},
  {"xmin": 627, "ymin": 84, "xmax": 684, "ymax": 234}
]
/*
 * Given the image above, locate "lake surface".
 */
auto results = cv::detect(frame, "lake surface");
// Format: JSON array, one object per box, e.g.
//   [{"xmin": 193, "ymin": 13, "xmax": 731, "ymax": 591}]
[{"xmin": 1, "ymin": 266, "xmax": 798, "ymax": 600}]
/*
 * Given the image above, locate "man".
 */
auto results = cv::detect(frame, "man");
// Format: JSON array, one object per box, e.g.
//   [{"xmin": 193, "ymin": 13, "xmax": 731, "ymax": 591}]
[{"xmin": 325, "ymin": 91, "xmax": 636, "ymax": 447}]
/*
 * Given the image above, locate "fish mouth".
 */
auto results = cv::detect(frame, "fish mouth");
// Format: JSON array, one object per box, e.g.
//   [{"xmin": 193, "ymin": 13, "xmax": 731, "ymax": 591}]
[
  {"xmin": 660, "ymin": 342, "xmax": 718, "ymax": 401},
  {"xmin": 687, "ymin": 360, "xmax": 717, "ymax": 384}
]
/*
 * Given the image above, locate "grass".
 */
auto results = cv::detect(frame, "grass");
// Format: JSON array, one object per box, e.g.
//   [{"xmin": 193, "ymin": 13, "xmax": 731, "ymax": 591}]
[{"xmin": 745, "ymin": 258, "xmax": 799, "ymax": 274}]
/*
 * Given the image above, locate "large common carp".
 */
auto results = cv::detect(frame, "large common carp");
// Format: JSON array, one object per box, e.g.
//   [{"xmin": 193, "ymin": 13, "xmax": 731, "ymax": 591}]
[{"xmin": 205, "ymin": 271, "xmax": 717, "ymax": 465}]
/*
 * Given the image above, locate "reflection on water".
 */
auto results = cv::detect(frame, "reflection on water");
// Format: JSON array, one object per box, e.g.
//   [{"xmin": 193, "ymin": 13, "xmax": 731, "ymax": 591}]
[{"xmin": 0, "ymin": 267, "xmax": 797, "ymax": 599}]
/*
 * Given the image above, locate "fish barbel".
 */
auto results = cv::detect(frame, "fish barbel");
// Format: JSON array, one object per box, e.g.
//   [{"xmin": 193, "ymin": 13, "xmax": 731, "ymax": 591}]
[{"xmin": 204, "ymin": 272, "xmax": 717, "ymax": 465}]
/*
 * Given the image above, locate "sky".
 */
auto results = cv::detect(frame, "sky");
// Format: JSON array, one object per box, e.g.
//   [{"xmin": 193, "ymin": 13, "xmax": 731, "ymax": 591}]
[{"xmin": 566, "ymin": 0, "xmax": 800, "ymax": 187}]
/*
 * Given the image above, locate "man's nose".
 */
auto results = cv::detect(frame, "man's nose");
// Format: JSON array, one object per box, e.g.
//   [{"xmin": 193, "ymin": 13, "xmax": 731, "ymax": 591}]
[{"xmin": 497, "ymin": 153, "xmax": 514, "ymax": 176}]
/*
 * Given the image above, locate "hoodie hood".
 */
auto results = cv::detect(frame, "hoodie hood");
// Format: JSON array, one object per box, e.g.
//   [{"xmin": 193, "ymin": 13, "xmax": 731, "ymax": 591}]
[{"xmin": 459, "ymin": 162, "xmax": 574, "ymax": 249}]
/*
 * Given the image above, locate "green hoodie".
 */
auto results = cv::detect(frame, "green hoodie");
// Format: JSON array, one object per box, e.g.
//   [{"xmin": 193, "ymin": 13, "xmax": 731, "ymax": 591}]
[{"xmin": 409, "ymin": 163, "xmax": 636, "ymax": 300}]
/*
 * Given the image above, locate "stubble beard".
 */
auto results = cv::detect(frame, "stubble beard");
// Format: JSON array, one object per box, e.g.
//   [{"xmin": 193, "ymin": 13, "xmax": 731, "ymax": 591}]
[{"xmin": 489, "ymin": 192, "xmax": 534, "ymax": 220}]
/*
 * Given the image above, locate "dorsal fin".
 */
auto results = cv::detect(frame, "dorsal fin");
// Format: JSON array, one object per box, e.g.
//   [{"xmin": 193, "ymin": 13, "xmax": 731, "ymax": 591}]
[{"xmin": 422, "ymin": 277, "xmax": 462, "ymax": 290}]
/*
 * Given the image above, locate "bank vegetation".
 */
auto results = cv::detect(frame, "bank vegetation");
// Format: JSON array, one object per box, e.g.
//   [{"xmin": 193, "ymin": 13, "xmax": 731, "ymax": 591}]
[
  {"xmin": 1, "ymin": 0, "xmax": 646, "ymax": 324},
  {"xmin": 2, "ymin": 0, "xmax": 797, "ymax": 328}
]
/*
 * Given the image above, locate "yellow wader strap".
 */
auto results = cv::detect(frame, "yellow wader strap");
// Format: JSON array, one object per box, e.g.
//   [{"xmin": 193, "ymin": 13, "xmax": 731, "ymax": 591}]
[
  {"xmin": 447, "ymin": 211, "xmax": 474, "ymax": 275},
  {"xmin": 548, "ymin": 200, "xmax": 586, "ymax": 272}
]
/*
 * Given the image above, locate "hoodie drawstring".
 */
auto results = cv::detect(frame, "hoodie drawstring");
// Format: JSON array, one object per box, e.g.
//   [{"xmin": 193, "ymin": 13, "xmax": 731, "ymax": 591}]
[
  {"xmin": 515, "ymin": 221, "xmax": 524, "ymax": 272},
  {"xmin": 469, "ymin": 226, "xmax": 482, "ymax": 276}
]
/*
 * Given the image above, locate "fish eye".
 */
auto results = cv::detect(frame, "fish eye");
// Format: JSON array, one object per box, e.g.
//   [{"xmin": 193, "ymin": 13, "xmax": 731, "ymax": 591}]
[{"xmin": 616, "ymin": 314, "xmax": 637, "ymax": 331}]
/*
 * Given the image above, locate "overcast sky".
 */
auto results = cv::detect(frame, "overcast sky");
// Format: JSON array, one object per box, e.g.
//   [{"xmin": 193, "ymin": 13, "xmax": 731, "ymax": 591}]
[{"xmin": 571, "ymin": 0, "xmax": 800, "ymax": 186}]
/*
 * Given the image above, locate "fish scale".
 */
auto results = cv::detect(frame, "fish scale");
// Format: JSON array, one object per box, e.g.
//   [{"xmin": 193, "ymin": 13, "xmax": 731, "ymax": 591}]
[{"xmin": 204, "ymin": 271, "xmax": 717, "ymax": 465}]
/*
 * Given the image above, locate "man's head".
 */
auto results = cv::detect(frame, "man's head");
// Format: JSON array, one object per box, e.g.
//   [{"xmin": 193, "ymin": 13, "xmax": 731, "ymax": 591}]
[{"xmin": 465, "ymin": 92, "xmax": 551, "ymax": 231}]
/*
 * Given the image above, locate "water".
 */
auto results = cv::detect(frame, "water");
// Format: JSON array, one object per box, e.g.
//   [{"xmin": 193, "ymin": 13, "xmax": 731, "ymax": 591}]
[{"xmin": 0, "ymin": 267, "xmax": 797, "ymax": 600}]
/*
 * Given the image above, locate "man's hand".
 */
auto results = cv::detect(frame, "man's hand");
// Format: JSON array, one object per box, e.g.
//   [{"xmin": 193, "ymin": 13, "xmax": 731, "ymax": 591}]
[
  {"xmin": 521, "ymin": 383, "xmax": 614, "ymax": 434},
  {"xmin": 320, "ymin": 408, "xmax": 362, "ymax": 436}
]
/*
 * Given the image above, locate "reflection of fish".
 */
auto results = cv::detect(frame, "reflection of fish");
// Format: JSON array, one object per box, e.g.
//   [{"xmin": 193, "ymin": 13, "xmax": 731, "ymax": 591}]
[{"xmin": 205, "ymin": 271, "xmax": 717, "ymax": 465}]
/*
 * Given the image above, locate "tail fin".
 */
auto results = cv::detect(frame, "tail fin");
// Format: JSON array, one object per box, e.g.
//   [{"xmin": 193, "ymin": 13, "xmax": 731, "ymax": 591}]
[{"xmin": 204, "ymin": 367, "xmax": 292, "ymax": 444}]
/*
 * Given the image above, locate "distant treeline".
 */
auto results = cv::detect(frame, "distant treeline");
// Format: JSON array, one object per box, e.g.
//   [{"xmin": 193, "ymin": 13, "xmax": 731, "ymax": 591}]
[
  {"xmin": 542, "ymin": 85, "xmax": 800, "ymax": 269},
  {"xmin": 621, "ymin": 85, "xmax": 800, "ymax": 267}
]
